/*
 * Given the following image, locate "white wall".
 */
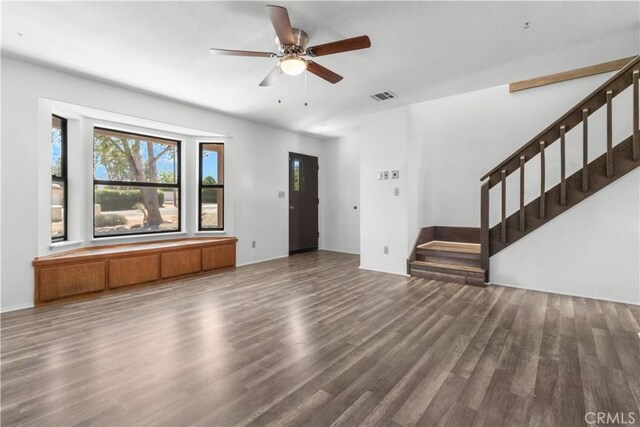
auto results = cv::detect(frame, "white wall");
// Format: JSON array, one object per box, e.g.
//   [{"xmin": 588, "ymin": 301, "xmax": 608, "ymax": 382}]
[
  {"xmin": 320, "ymin": 133, "xmax": 360, "ymax": 254},
  {"xmin": 358, "ymin": 107, "xmax": 409, "ymax": 275},
  {"xmin": 491, "ymin": 170, "xmax": 639, "ymax": 304},
  {"xmin": 411, "ymin": 73, "xmax": 633, "ymax": 227},
  {"xmin": 1, "ymin": 56, "xmax": 325, "ymax": 312}
]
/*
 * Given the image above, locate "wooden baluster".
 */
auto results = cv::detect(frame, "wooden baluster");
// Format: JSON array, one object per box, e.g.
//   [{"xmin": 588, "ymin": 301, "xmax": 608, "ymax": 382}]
[
  {"xmin": 606, "ymin": 90, "xmax": 613, "ymax": 177},
  {"xmin": 501, "ymin": 169, "xmax": 507, "ymax": 243},
  {"xmin": 519, "ymin": 156, "xmax": 525, "ymax": 231},
  {"xmin": 582, "ymin": 108, "xmax": 589, "ymax": 191},
  {"xmin": 480, "ymin": 179, "xmax": 490, "ymax": 283},
  {"xmin": 560, "ymin": 126, "xmax": 566, "ymax": 206},
  {"xmin": 634, "ymin": 70, "xmax": 639, "ymax": 160},
  {"xmin": 539, "ymin": 141, "xmax": 546, "ymax": 219}
]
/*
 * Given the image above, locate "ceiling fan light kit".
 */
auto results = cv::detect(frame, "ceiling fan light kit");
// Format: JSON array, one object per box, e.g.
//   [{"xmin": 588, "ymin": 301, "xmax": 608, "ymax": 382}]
[
  {"xmin": 280, "ymin": 54, "xmax": 307, "ymax": 76},
  {"xmin": 209, "ymin": 4, "xmax": 371, "ymax": 86}
]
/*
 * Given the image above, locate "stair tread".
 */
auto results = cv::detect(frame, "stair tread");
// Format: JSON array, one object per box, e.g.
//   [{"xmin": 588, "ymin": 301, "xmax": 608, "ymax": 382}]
[
  {"xmin": 410, "ymin": 260, "xmax": 485, "ymax": 274},
  {"xmin": 417, "ymin": 241, "xmax": 481, "ymax": 254},
  {"xmin": 410, "ymin": 268, "xmax": 486, "ymax": 286}
]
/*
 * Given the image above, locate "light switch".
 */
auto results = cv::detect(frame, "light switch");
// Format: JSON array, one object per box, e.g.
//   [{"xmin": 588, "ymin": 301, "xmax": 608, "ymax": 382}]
[
  {"xmin": 383, "ymin": 171, "xmax": 389, "ymax": 179},
  {"xmin": 377, "ymin": 171, "xmax": 384, "ymax": 180},
  {"xmin": 394, "ymin": 187, "xmax": 400, "ymax": 196},
  {"xmin": 278, "ymin": 191, "xmax": 285, "ymax": 198}
]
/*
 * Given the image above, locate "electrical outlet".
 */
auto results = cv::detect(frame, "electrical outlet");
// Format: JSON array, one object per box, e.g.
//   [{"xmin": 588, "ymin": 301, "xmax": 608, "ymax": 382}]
[
  {"xmin": 383, "ymin": 171, "xmax": 389, "ymax": 179},
  {"xmin": 383, "ymin": 246, "xmax": 389, "ymax": 254},
  {"xmin": 394, "ymin": 187, "xmax": 400, "ymax": 196},
  {"xmin": 377, "ymin": 171, "xmax": 383, "ymax": 180},
  {"xmin": 391, "ymin": 170, "xmax": 399, "ymax": 179},
  {"xmin": 252, "ymin": 240, "xmax": 256, "ymax": 248}
]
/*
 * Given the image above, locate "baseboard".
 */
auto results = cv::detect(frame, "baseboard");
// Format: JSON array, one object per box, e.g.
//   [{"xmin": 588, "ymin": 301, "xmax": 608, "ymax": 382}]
[
  {"xmin": 1, "ymin": 303, "xmax": 35, "ymax": 314},
  {"xmin": 359, "ymin": 266, "xmax": 410, "ymax": 277},
  {"xmin": 236, "ymin": 254, "xmax": 289, "ymax": 267},
  {"xmin": 490, "ymin": 281, "xmax": 640, "ymax": 306},
  {"xmin": 320, "ymin": 248, "xmax": 360, "ymax": 255}
]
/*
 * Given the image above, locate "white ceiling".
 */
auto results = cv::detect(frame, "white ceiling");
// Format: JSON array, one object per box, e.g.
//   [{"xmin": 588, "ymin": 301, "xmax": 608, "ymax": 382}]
[{"xmin": 2, "ymin": 1, "xmax": 639, "ymax": 138}]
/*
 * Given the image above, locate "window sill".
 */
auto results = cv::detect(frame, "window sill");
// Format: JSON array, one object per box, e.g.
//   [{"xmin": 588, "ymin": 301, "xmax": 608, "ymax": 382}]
[
  {"xmin": 49, "ymin": 240, "xmax": 83, "ymax": 249},
  {"xmin": 194, "ymin": 230, "xmax": 227, "ymax": 235},
  {"xmin": 90, "ymin": 231, "xmax": 188, "ymax": 243}
]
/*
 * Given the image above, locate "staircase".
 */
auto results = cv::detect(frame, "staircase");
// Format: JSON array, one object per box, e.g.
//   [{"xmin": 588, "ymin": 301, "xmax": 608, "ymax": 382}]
[
  {"xmin": 408, "ymin": 226, "xmax": 485, "ymax": 286},
  {"xmin": 411, "ymin": 241, "xmax": 484, "ymax": 286},
  {"xmin": 409, "ymin": 56, "xmax": 640, "ymax": 285}
]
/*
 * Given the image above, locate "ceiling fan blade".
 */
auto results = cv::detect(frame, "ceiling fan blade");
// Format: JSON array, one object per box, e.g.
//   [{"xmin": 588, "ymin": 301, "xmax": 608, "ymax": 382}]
[
  {"xmin": 259, "ymin": 65, "xmax": 281, "ymax": 87},
  {"xmin": 209, "ymin": 48, "xmax": 276, "ymax": 58},
  {"xmin": 307, "ymin": 61, "xmax": 343, "ymax": 84},
  {"xmin": 266, "ymin": 5, "xmax": 295, "ymax": 46},
  {"xmin": 307, "ymin": 35, "xmax": 371, "ymax": 57}
]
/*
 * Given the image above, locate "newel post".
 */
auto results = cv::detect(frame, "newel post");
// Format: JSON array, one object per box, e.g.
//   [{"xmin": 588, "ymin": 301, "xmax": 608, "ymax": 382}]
[{"xmin": 480, "ymin": 178, "xmax": 490, "ymax": 283}]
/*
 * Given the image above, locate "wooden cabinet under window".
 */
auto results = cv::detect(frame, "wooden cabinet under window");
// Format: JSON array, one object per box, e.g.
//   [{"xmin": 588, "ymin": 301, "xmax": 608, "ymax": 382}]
[
  {"xmin": 109, "ymin": 255, "xmax": 160, "ymax": 288},
  {"xmin": 161, "ymin": 249, "xmax": 202, "ymax": 279},
  {"xmin": 33, "ymin": 237, "xmax": 237, "ymax": 305},
  {"xmin": 202, "ymin": 245, "xmax": 236, "ymax": 271}
]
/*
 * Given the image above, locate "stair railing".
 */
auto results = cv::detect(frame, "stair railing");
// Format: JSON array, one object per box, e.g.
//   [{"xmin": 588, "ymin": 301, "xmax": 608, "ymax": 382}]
[{"xmin": 480, "ymin": 56, "xmax": 640, "ymax": 282}]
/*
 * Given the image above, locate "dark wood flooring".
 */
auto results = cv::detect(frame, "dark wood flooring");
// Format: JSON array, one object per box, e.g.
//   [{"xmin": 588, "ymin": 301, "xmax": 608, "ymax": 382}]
[{"xmin": 1, "ymin": 251, "xmax": 639, "ymax": 426}]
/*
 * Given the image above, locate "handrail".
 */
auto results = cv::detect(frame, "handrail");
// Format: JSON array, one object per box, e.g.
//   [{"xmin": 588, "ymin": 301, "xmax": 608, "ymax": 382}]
[{"xmin": 481, "ymin": 55, "xmax": 640, "ymax": 188}]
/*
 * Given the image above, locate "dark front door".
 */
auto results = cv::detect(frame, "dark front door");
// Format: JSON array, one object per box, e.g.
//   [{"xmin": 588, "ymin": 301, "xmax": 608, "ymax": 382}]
[{"xmin": 289, "ymin": 152, "xmax": 318, "ymax": 253}]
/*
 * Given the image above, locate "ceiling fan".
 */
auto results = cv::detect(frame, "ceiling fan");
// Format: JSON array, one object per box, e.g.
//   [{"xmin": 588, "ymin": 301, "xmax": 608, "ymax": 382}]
[{"xmin": 209, "ymin": 5, "xmax": 371, "ymax": 86}]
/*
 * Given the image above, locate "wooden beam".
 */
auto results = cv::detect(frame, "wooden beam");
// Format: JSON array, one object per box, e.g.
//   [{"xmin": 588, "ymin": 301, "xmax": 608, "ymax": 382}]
[{"xmin": 509, "ymin": 56, "xmax": 637, "ymax": 93}]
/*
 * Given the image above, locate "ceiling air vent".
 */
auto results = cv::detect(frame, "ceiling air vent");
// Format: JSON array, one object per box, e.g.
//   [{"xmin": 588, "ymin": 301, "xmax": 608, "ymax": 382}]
[{"xmin": 370, "ymin": 91, "xmax": 397, "ymax": 101}]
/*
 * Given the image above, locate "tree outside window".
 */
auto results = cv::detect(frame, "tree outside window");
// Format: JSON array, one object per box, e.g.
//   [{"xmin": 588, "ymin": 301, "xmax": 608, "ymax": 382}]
[{"xmin": 93, "ymin": 128, "xmax": 180, "ymax": 237}]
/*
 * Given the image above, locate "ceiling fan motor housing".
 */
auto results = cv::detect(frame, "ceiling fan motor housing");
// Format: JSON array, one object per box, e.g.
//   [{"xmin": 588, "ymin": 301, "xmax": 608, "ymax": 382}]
[{"xmin": 276, "ymin": 28, "xmax": 309, "ymax": 55}]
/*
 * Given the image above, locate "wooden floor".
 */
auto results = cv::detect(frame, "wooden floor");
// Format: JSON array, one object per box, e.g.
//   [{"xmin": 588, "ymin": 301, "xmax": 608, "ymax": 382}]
[{"xmin": 1, "ymin": 251, "xmax": 639, "ymax": 426}]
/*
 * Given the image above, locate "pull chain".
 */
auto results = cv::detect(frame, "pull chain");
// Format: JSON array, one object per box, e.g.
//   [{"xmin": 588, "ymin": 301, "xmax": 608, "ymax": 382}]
[
  {"xmin": 304, "ymin": 68, "xmax": 308, "ymax": 107},
  {"xmin": 278, "ymin": 66, "xmax": 282, "ymax": 104}
]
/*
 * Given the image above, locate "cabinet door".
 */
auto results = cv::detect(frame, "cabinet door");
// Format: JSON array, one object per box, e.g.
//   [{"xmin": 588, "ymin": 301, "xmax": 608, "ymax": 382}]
[
  {"xmin": 109, "ymin": 255, "xmax": 160, "ymax": 288},
  {"xmin": 202, "ymin": 244, "xmax": 236, "ymax": 271},
  {"xmin": 161, "ymin": 249, "xmax": 202, "ymax": 278},
  {"xmin": 39, "ymin": 262, "xmax": 106, "ymax": 301}
]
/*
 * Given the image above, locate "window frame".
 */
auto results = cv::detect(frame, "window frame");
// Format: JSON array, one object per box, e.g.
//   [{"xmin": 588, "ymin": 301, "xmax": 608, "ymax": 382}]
[
  {"xmin": 51, "ymin": 115, "xmax": 68, "ymax": 242},
  {"xmin": 92, "ymin": 126, "xmax": 182, "ymax": 238},
  {"xmin": 198, "ymin": 142, "xmax": 224, "ymax": 231}
]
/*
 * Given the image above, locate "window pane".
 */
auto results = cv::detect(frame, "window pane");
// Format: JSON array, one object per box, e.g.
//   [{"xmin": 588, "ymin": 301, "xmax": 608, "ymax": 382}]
[
  {"xmin": 93, "ymin": 129, "xmax": 178, "ymax": 184},
  {"xmin": 200, "ymin": 188, "xmax": 223, "ymax": 229},
  {"xmin": 94, "ymin": 184, "xmax": 179, "ymax": 236},
  {"xmin": 51, "ymin": 180, "xmax": 65, "ymax": 240},
  {"xmin": 201, "ymin": 144, "xmax": 223, "ymax": 185},
  {"xmin": 51, "ymin": 116, "xmax": 63, "ymax": 177},
  {"xmin": 293, "ymin": 160, "xmax": 300, "ymax": 191}
]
